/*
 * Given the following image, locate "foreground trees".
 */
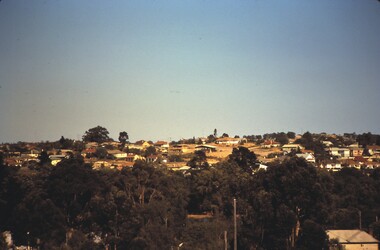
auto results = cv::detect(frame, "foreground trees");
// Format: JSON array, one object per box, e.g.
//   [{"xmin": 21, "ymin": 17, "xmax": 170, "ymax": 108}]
[
  {"xmin": 1, "ymin": 149, "xmax": 380, "ymax": 249},
  {"xmin": 239, "ymin": 158, "xmax": 330, "ymax": 249}
]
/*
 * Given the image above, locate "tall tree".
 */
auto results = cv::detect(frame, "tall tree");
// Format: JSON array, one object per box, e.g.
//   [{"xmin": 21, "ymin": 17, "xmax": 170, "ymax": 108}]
[
  {"xmin": 187, "ymin": 151, "xmax": 209, "ymax": 169},
  {"xmin": 144, "ymin": 146, "xmax": 156, "ymax": 157},
  {"xmin": 58, "ymin": 136, "xmax": 74, "ymax": 149},
  {"xmin": 46, "ymin": 159, "xmax": 101, "ymax": 228},
  {"xmin": 239, "ymin": 157, "xmax": 330, "ymax": 249},
  {"xmin": 287, "ymin": 131, "xmax": 296, "ymax": 139},
  {"xmin": 82, "ymin": 126, "xmax": 110, "ymax": 143},
  {"xmin": 228, "ymin": 146, "xmax": 258, "ymax": 173},
  {"xmin": 38, "ymin": 151, "xmax": 51, "ymax": 166},
  {"xmin": 118, "ymin": 131, "xmax": 129, "ymax": 147}
]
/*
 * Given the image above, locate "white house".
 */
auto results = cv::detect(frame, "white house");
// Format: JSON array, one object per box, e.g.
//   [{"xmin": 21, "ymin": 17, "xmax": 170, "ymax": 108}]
[
  {"xmin": 320, "ymin": 163, "xmax": 342, "ymax": 171},
  {"xmin": 215, "ymin": 137, "xmax": 245, "ymax": 145},
  {"xmin": 296, "ymin": 153, "xmax": 316, "ymax": 163},
  {"xmin": 326, "ymin": 229, "xmax": 379, "ymax": 250},
  {"xmin": 107, "ymin": 149, "xmax": 127, "ymax": 159},
  {"xmin": 327, "ymin": 147, "xmax": 350, "ymax": 159}
]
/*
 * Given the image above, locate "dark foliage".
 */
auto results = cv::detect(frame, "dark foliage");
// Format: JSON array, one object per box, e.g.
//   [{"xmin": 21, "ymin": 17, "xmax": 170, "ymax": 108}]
[
  {"xmin": 1, "ymin": 150, "xmax": 380, "ymax": 249},
  {"xmin": 82, "ymin": 126, "xmax": 110, "ymax": 143}
]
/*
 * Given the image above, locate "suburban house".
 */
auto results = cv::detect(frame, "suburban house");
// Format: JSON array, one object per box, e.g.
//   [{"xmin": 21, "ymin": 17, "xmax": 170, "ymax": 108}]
[
  {"xmin": 367, "ymin": 145, "xmax": 380, "ymax": 156},
  {"xmin": 215, "ymin": 137, "xmax": 245, "ymax": 146},
  {"xmin": 366, "ymin": 161, "xmax": 380, "ymax": 169},
  {"xmin": 282, "ymin": 144, "xmax": 304, "ymax": 153},
  {"xmin": 341, "ymin": 159, "xmax": 362, "ymax": 169},
  {"xmin": 125, "ymin": 153, "xmax": 144, "ymax": 162},
  {"xmin": 154, "ymin": 141, "xmax": 169, "ymax": 152},
  {"xmin": 169, "ymin": 144, "xmax": 190, "ymax": 154},
  {"xmin": 4, "ymin": 157, "xmax": 22, "ymax": 167},
  {"xmin": 81, "ymin": 148, "xmax": 97, "ymax": 158},
  {"xmin": 60, "ymin": 149, "xmax": 74, "ymax": 156},
  {"xmin": 296, "ymin": 153, "xmax": 316, "ymax": 163},
  {"xmin": 166, "ymin": 162, "xmax": 190, "ymax": 171},
  {"xmin": 6, "ymin": 151, "xmax": 21, "ymax": 157},
  {"xmin": 322, "ymin": 141, "xmax": 334, "ymax": 147},
  {"xmin": 93, "ymin": 161, "xmax": 111, "ymax": 169},
  {"xmin": 195, "ymin": 144, "xmax": 217, "ymax": 153},
  {"xmin": 343, "ymin": 157, "xmax": 380, "ymax": 169},
  {"xmin": 107, "ymin": 149, "xmax": 127, "ymax": 159},
  {"xmin": 261, "ymin": 140, "xmax": 281, "ymax": 148},
  {"xmin": 49, "ymin": 154, "xmax": 67, "ymax": 166},
  {"xmin": 326, "ymin": 229, "xmax": 379, "ymax": 250},
  {"xmin": 256, "ymin": 163, "xmax": 268, "ymax": 172},
  {"xmin": 146, "ymin": 155, "xmax": 158, "ymax": 163},
  {"xmin": 129, "ymin": 140, "xmax": 153, "ymax": 150},
  {"xmin": 320, "ymin": 162, "xmax": 343, "ymax": 171},
  {"xmin": 327, "ymin": 147, "xmax": 350, "ymax": 159},
  {"xmin": 85, "ymin": 142, "xmax": 98, "ymax": 149},
  {"xmin": 110, "ymin": 161, "xmax": 134, "ymax": 169},
  {"xmin": 20, "ymin": 150, "xmax": 40, "ymax": 159},
  {"xmin": 350, "ymin": 148, "xmax": 365, "ymax": 157},
  {"xmin": 101, "ymin": 141, "xmax": 120, "ymax": 148},
  {"xmin": 347, "ymin": 143, "xmax": 364, "ymax": 157}
]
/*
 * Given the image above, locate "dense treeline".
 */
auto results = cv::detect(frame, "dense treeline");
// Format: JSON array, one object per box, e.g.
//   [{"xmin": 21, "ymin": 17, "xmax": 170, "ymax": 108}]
[{"xmin": 1, "ymin": 150, "xmax": 380, "ymax": 249}]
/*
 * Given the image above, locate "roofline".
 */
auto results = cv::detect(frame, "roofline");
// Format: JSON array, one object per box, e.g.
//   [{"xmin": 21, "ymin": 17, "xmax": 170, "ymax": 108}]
[{"xmin": 335, "ymin": 242, "xmax": 379, "ymax": 244}]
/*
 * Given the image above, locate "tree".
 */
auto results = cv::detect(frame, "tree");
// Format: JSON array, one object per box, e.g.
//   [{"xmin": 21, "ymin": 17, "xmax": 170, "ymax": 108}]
[
  {"xmin": 287, "ymin": 131, "xmax": 296, "ymax": 139},
  {"xmin": 276, "ymin": 132, "xmax": 289, "ymax": 145},
  {"xmin": 357, "ymin": 132, "xmax": 377, "ymax": 147},
  {"xmin": 144, "ymin": 146, "xmax": 156, "ymax": 157},
  {"xmin": 222, "ymin": 133, "xmax": 229, "ymax": 138},
  {"xmin": 58, "ymin": 136, "xmax": 74, "ymax": 149},
  {"xmin": 296, "ymin": 220, "xmax": 328, "ymax": 250},
  {"xmin": 95, "ymin": 147, "xmax": 108, "ymax": 159},
  {"xmin": 187, "ymin": 151, "xmax": 209, "ymax": 169},
  {"xmin": 213, "ymin": 128, "xmax": 217, "ymax": 138},
  {"xmin": 370, "ymin": 221, "xmax": 380, "ymax": 241},
  {"xmin": 38, "ymin": 151, "xmax": 51, "ymax": 166},
  {"xmin": 117, "ymin": 161, "xmax": 189, "ymax": 249},
  {"xmin": 207, "ymin": 134, "xmax": 216, "ymax": 143},
  {"xmin": 46, "ymin": 159, "xmax": 101, "ymax": 229},
  {"xmin": 228, "ymin": 147, "xmax": 257, "ymax": 173},
  {"xmin": 118, "ymin": 131, "xmax": 129, "ymax": 147},
  {"xmin": 0, "ymin": 233, "xmax": 5, "ymax": 249},
  {"xmin": 239, "ymin": 157, "xmax": 331, "ymax": 249},
  {"xmin": 82, "ymin": 126, "xmax": 110, "ymax": 143}
]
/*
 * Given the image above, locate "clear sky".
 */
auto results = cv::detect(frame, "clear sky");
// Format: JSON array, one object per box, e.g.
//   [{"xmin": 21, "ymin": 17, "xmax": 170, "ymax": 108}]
[{"xmin": 0, "ymin": 0, "xmax": 379, "ymax": 143}]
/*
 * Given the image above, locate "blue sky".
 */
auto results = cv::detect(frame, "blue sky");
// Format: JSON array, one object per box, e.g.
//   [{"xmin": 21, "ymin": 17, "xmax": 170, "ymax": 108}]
[{"xmin": 0, "ymin": 0, "xmax": 379, "ymax": 143}]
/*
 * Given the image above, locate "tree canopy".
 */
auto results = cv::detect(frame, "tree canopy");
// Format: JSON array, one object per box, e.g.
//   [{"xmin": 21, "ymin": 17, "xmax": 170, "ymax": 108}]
[
  {"xmin": 82, "ymin": 126, "xmax": 110, "ymax": 143},
  {"xmin": 118, "ymin": 131, "xmax": 129, "ymax": 145},
  {"xmin": 1, "ymin": 149, "xmax": 380, "ymax": 249}
]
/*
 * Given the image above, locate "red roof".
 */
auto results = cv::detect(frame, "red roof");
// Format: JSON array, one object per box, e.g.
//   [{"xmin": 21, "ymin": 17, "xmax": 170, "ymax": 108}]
[
  {"xmin": 353, "ymin": 156, "xmax": 366, "ymax": 162},
  {"xmin": 155, "ymin": 141, "xmax": 168, "ymax": 146},
  {"xmin": 83, "ymin": 148, "xmax": 96, "ymax": 154}
]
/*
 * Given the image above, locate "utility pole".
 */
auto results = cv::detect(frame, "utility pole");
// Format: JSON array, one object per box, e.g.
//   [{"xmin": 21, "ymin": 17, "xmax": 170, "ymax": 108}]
[
  {"xmin": 224, "ymin": 231, "xmax": 228, "ymax": 250},
  {"xmin": 234, "ymin": 198, "xmax": 237, "ymax": 250},
  {"xmin": 27, "ymin": 232, "xmax": 30, "ymax": 250}
]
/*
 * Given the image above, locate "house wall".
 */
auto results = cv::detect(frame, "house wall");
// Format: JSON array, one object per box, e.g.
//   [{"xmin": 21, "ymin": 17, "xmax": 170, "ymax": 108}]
[
  {"xmin": 330, "ymin": 148, "xmax": 350, "ymax": 158},
  {"xmin": 341, "ymin": 243, "xmax": 378, "ymax": 250}
]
